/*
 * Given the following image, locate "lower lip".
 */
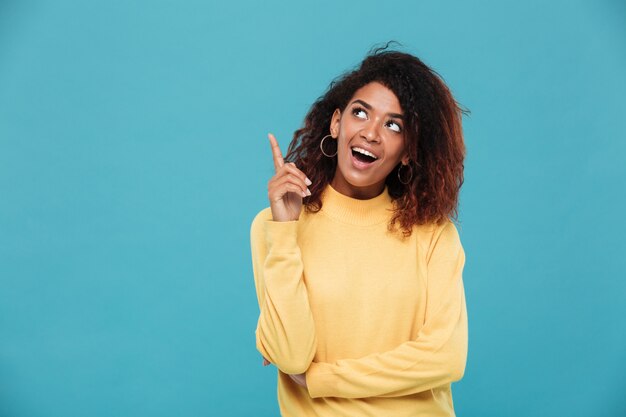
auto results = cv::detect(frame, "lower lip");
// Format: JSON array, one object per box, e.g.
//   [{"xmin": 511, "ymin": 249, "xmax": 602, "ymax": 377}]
[{"xmin": 350, "ymin": 153, "xmax": 377, "ymax": 170}]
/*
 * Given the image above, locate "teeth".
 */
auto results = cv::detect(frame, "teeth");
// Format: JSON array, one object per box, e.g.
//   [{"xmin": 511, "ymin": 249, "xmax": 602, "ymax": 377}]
[{"xmin": 352, "ymin": 147, "xmax": 378, "ymax": 159}]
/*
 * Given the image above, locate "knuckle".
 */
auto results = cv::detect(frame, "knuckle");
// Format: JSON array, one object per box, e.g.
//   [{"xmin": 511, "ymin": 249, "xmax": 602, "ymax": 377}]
[{"xmin": 293, "ymin": 167, "xmax": 305, "ymax": 179}]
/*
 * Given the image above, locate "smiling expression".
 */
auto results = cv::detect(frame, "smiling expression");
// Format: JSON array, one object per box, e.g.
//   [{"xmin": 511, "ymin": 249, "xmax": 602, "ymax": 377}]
[{"xmin": 329, "ymin": 81, "xmax": 409, "ymax": 199}]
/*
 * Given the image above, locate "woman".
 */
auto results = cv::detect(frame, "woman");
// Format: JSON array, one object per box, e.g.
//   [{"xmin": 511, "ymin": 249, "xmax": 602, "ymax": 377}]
[{"xmin": 250, "ymin": 45, "xmax": 467, "ymax": 416}]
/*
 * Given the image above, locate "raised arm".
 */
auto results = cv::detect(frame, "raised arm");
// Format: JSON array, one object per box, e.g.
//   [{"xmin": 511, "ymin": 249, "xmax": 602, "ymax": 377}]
[
  {"xmin": 249, "ymin": 133, "xmax": 317, "ymax": 375},
  {"xmin": 304, "ymin": 221, "xmax": 467, "ymax": 398}
]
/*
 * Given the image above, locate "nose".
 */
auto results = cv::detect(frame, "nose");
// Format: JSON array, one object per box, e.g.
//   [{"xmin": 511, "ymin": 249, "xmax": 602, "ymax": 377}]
[{"xmin": 360, "ymin": 121, "xmax": 380, "ymax": 143}]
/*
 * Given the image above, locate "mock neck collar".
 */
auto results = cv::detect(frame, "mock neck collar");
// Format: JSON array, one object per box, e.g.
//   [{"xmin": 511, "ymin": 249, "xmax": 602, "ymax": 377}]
[{"xmin": 318, "ymin": 183, "xmax": 394, "ymax": 226}]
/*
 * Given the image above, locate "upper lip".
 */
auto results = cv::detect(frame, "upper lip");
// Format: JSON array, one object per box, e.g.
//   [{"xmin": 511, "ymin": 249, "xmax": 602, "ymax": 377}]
[{"xmin": 350, "ymin": 144, "xmax": 380, "ymax": 159}]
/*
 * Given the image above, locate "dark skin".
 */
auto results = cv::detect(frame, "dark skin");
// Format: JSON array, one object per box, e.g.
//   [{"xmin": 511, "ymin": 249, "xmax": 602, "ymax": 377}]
[
  {"xmin": 329, "ymin": 81, "xmax": 410, "ymax": 199},
  {"xmin": 262, "ymin": 82, "xmax": 412, "ymax": 388}
]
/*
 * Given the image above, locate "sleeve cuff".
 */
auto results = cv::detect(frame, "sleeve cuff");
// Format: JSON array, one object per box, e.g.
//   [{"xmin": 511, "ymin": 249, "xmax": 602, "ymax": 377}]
[{"xmin": 264, "ymin": 220, "xmax": 299, "ymax": 253}]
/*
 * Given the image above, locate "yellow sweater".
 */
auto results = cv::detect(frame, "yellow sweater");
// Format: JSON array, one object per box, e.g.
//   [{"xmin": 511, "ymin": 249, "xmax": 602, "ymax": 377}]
[{"xmin": 250, "ymin": 183, "xmax": 468, "ymax": 417}]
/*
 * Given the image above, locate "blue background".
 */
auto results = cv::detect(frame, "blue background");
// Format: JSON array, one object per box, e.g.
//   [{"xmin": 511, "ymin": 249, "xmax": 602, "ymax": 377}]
[{"xmin": 1, "ymin": 1, "xmax": 625, "ymax": 416}]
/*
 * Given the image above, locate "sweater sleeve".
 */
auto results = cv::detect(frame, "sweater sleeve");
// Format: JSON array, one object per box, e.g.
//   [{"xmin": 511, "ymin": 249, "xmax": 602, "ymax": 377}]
[
  {"xmin": 305, "ymin": 221, "xmax": 467, "ymax": 398},
  {"xmin": 250, "ymin": 209, "xmax": 317, "ymax": 375}
]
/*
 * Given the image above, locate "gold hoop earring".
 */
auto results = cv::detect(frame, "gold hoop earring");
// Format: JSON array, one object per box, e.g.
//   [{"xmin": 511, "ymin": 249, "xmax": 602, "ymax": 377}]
[
  {"xmin": 320, "ymin": 134, "xmax": 337, "ymax": 157},
  {"xmin": 397, "ymin": 163, "xmax": 413, "ymax": 185}
]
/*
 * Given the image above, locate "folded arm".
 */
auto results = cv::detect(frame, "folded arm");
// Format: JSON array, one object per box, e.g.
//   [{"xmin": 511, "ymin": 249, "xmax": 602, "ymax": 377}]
[{"xmin": 305, "ymin": 221, "xmax": 468, "ymax": 398}]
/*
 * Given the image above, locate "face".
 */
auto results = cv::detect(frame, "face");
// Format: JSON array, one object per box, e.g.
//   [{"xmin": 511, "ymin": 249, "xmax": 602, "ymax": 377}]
[{"xmin": 329, "ymin": 82, "xmax": 409, "ymax": 199}]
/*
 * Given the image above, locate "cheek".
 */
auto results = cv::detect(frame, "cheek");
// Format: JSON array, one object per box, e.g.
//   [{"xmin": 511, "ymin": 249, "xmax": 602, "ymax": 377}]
[
  {"xmin": 387, "ymin": 141, "xmax": 406, "ymax": 161},
  {"xmin": 337, "ymin": 130, "xmax": 355, "ymax": 150},
  {"xmin": 339, "ymin": 122, "xmax": 357, "ymax": 140}
]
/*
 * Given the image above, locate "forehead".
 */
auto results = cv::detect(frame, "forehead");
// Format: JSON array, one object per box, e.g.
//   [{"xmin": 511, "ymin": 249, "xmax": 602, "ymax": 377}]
[{"xmin": 350, "ymin": 82, "xmax": 403, "ymax": 113}]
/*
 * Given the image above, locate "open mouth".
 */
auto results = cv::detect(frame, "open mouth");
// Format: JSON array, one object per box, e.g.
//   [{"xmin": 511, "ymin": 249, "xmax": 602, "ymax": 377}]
[{"xmin": 351, "ymin": 147, "xmax": 378, "ymax": 164}]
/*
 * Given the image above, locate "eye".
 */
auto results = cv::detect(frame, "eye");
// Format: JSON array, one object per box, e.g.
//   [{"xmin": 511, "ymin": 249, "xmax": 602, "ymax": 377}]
[
  {"xmin": 386, "ymin": 120, "xmax": 402, "ymax": 133},
  {"xmin": 352, "ymin": 107, "xmax": 367, "ymax": 119}
]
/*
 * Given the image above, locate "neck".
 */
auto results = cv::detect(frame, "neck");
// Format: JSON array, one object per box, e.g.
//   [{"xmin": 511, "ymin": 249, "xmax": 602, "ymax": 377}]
[
  {"xmin": 330, "ymin": 177, "xmax": 385, "ymax": 200},
  {"xmin": 319, "ymin": 182, "xmax": 393, "ymax": 226}
]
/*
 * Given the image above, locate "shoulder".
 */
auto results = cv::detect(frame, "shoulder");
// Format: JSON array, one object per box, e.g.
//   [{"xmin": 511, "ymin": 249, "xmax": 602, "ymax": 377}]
[
  {"xmin": 250, "ymin": 207, "xmax": 273, "ymax": 255},
  {"xmin": 250, "ymin": 207, "xmax": 272, "ymax": 236},
  {"xmin": 410, "ymin": 219, "xmax": 457, "ymax": 242},
  {"xmin": 423, "ymin": 220, "xmax": 463, "ymax": 262},
  {"xmin": 251, "ymin": 206, "xmax": 273, "ymax": 226},
  {"xmin": 434, "ymin": 220, "xmax": 461, "ymax": 243}
]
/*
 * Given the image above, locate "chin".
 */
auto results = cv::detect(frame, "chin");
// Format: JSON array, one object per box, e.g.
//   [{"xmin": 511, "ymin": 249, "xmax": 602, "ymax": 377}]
[
  {"xmin": 346, "ymin": 178, "xmax": 378, "ymax": 188},
  {"xmin": 340, "ymin": 170, "xmax": 385, "ymax": 190}
]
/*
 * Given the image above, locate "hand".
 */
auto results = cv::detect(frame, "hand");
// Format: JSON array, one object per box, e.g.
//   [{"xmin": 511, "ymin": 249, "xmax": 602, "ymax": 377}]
[
  {"xmin": 288, "ymin": 372, "xmax": 307, "ymax": 388},
  {"xmin": 261, "ymin": 356, "xmax": 307, "ymax": 388},
  {"xmin": 267, "ymin": 133, "xmax": 312, "ymax": 222}
]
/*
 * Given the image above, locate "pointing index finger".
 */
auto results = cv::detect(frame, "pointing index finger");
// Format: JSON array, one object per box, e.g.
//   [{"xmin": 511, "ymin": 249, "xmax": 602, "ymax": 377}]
[{"xmin": 267, "ymin": 133, "xmax": 284, "ymax": 173}]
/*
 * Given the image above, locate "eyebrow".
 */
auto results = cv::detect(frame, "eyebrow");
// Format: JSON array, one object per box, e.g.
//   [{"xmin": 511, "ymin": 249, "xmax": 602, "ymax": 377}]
[{"xmin": 350, "ymin": 99, "xmax": 404, "ymax": 120}]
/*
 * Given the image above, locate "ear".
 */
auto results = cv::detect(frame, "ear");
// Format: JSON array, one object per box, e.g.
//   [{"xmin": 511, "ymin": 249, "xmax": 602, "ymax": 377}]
[
  {"xmin": 330, "ymin": 109, "xmax": 341, "ymax": 138},
  {"xmin": 400, "ymin": 151, "xmax": 410, "ymax": 166}
]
